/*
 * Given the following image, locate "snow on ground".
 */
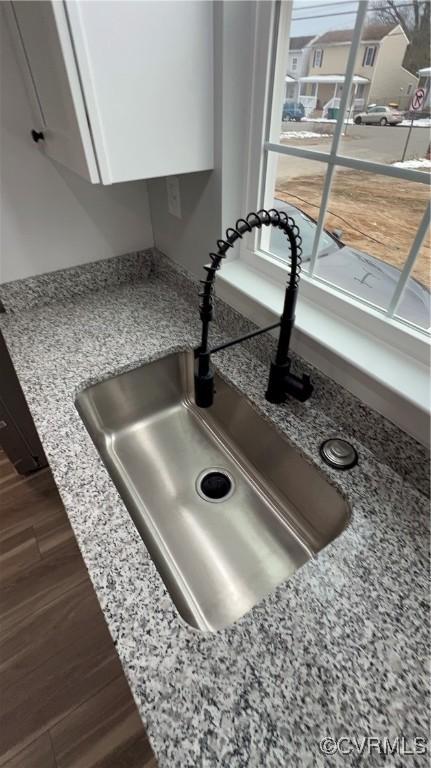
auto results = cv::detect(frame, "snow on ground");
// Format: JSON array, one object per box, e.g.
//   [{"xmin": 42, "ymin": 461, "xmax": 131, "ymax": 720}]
[
  {"xmin": 302, "ymin": 117, "xmax": 353, "ymax": 124},
  {"xmin": 299, "ymin": 116, "xmax": 431, "ymax": 127},
  {"xmin": 280, "ymin": 130, "xmax": 331, "ymax": 139},
  {"xmin": 392, "ymin": 158, "xmax": 431, "ymax": 169},
  {"xmin": 400, "ymin": 118, "xmax": 431, "ymax": 127}
]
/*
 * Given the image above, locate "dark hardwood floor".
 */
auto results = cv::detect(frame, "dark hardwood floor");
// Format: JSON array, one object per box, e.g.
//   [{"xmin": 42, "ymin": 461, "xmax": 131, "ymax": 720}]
[{"xmin": 0, "ymin": 449, "xmax": 157, "ymax": 767}]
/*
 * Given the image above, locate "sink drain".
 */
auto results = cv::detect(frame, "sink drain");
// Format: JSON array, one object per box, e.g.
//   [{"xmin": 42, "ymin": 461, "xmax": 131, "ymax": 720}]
[{"xmin": 196, "ymin": 469, "xmax": 235, "ymax": 503}]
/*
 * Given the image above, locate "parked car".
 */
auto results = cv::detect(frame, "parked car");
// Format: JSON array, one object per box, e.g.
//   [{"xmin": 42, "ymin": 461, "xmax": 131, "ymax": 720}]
[
  {"xmin": 269, "ymin": 200, "xmax": 430, "ymax": 329},
  {"xmin": 354, "ymin": 105, "xmax": 403, "ymax": 126},
  {"xmin": 282, "ymin": 101, "xmax": 305, "ymax": 122}
]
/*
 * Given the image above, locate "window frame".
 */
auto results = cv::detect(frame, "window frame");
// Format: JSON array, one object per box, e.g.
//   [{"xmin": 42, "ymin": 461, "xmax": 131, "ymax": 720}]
[
  {"xmin": 238, "ymin": 0, "xmax": 430, "ymax": 358},
  {"xmin": 312, "ymin": 47, "xmax": 323, "ymax": 67}
]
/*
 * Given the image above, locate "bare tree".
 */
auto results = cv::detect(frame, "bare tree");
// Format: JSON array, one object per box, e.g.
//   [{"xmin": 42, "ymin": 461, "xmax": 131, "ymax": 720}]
[{"xmin": 371, "ymin": 0, "xmax": 430, "ymax": 72}]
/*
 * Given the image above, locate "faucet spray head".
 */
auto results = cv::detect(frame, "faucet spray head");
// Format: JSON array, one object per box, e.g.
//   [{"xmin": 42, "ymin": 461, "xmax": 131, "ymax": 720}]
[
  {"xmin": 195, "ymin": 352, "xmax": 214, "ymax": 408},
  {"xmin": 194, "ymin": 370, "xmax": 214, "ymax": 408}
]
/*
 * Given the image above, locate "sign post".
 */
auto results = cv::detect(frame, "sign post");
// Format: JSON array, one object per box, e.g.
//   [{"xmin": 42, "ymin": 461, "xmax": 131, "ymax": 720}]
[{"xmin": 401, "ymin": 87, "xmax": 425, "ymax": 162}]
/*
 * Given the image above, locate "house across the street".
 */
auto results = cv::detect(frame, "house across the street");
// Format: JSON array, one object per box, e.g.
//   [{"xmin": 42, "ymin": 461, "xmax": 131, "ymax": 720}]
[
  {"xmin": 285, "ymin": 35, "xmax": 316, "ymax": 105},
  {"xmin": 295, "ymin": 23, "xmax": 418, "ymax": 117}
]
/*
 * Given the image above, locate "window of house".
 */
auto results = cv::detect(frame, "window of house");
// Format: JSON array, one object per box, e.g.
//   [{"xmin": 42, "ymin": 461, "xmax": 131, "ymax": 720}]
[
  {"xmin": 407, "ymin": 83, "xmax": 413, "ymax": 95},
  {"xmin": 312, "ymin": 48, "xmax": 323, "ymax": 67},
  {"xmin": 291, "ymin": 56, "xmax": 298, "ymax": 71},
  {"xmin": 238, "ymin": 0, "xmax": 430, "ymax": 353},
  {"xmin": 363, "ymin": 45, "xmax": 376, "ymax": 66}
]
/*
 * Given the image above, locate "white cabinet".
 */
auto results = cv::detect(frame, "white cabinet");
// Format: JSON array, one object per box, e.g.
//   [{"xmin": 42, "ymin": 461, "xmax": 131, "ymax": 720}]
[{"xmin": 7, "ymin": 0, "xmax": 213, "ymax": 184}]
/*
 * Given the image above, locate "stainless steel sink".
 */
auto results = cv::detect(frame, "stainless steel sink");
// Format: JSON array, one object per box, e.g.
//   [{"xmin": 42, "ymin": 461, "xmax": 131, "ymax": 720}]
[{"xmin": 76, "ymin": 351, "xmax": 350, "ymax": 632}]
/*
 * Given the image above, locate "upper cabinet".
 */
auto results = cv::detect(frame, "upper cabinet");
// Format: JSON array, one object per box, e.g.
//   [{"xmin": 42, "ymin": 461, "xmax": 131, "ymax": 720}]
[{"xmin": 7, "ymin": 0, "xmax": 214, "ymax": 184}]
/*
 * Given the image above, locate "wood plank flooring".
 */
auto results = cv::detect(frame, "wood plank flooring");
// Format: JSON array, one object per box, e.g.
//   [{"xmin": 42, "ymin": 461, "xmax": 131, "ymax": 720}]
[{"xmin": 0, "ymin": 449, "xmax": 157, "ymax": 767}]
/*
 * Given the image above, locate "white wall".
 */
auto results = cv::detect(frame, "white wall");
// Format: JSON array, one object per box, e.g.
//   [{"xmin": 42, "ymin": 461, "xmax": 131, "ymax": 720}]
[
  {"xmin": 0, "ymin": 16, "xmax": 154, "ymax": 284},
  {"xmin": 148, "ymin": 1, "xmax": 254, "ymax": 276}
]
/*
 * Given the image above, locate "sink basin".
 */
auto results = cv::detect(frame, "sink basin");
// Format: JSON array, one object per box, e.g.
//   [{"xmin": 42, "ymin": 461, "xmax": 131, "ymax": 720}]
[{"xmin": 76, "ymin": 351, "xmax": 350, "ymax": 632}]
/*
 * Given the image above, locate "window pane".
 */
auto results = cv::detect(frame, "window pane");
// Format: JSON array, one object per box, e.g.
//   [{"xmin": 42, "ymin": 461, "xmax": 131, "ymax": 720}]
[
  {"xmin": 313, "ymin": 167, "xmax": 431, "ymax": 328},
  {"xmin": 338, "ymin": 5, "xmax": 430, "ymax": 165},
  {"xmin": 395, "ymin": 237, "xmax": 431, "ymax": 330},
  {"xmin": 266, "ymin": 153, "xmax": 328, "ymax": 271},
  {"xmin": 279, "ymin": 1, "xmax": 358, "ymax": 151}
]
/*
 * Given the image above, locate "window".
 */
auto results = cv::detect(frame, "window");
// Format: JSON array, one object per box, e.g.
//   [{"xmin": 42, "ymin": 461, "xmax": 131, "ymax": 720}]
[
  {"xmin": 240, "ymin": 1, "xmax": 430, "ymax": 343},
  {"xmin": 312, "ymin": 48, "xmax": 323, "ymax": 67},
  {"xmin": 363, "ymin": 45, "xmax": 376, "ymax": 66},
  {"xmin": 291, "ymin": 56, "xmax": 298, "ymax": 71},
  {"xmin": 407, "ymin": 83, "xmax": 413, "ymax": 95},
  {"xmin": 285, "ymin": 83, "xmax": 295, "ymax": 99}
]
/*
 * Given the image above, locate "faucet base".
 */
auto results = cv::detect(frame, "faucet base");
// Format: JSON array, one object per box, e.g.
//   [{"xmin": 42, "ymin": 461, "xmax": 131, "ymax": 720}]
[{"xmin": 265, "ymin": 361, "xmax": 313, "ymax": 404}]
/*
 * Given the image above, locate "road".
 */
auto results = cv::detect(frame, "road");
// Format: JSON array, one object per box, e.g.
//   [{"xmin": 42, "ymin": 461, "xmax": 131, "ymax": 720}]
[{"xmin": 277, "ymin": 122, "xmax": 430, "ymax": 179}]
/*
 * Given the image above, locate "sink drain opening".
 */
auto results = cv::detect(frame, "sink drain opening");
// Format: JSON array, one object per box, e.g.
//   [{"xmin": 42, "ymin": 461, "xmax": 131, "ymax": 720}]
[{"xmin": 196, "ymin": 469, "xmax": 235, "ymax": 503}]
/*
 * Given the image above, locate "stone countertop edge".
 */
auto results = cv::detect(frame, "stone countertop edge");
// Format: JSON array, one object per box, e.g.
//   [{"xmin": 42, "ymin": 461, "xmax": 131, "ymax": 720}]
[{"xmin": 0, "ymin": 249, "xmax": 429, "ymax": 768}]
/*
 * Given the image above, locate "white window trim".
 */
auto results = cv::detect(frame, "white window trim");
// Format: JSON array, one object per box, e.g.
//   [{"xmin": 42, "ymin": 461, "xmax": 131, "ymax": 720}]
[
  {"xmin": 216, "ymin": 259, "xmax": 430, "ymax": 445},
  {"xmin": 221, "ymin": 0, "xmax": 430, "ymax": 446}
]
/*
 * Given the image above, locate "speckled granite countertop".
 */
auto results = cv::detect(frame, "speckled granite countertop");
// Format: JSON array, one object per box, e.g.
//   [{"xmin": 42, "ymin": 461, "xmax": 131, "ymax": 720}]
[{"xmin": 1, "ymin": 251, "xmax": 429, "ymax": 767}]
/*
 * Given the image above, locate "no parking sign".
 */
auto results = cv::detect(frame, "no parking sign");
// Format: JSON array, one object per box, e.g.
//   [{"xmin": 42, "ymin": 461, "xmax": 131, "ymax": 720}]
[
  {"xmin": 401, "ymin": 87, "xmax": 427, "ymax": 162},
  {"xmin": 410, "ymin": 87, "xmax": 425, "ymax": 112}
]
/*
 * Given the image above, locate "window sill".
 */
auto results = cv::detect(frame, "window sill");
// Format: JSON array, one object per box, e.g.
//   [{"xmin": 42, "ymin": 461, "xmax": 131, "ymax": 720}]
[{"xmin": 216, "ymin": 258, "xmax": 430, "ymax": 447}]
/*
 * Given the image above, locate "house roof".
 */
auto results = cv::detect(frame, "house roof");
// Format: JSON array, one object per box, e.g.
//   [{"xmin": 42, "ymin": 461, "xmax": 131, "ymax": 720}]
[
  {"xmin": 313, "ymin": 24, "xmax": 396, "ymax": 46},
  {"xmin": 289, "ymin": 35, "xmax": 314, "ymax": 51}
]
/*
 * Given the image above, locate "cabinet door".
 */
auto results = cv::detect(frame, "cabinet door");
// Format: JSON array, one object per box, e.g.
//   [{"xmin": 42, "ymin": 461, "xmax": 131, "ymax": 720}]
[
  {"xmin": 66, "ymin": 0, "xmax": 213, "ymax": 184},
  {"xmin": 10, "ymin": 1, "xmax": 99, "ymax": 182}
]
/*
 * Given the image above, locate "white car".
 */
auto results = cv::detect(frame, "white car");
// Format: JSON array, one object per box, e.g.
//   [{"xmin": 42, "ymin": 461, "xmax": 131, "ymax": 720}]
[
  {"xmin": 354, "ymin": 105, "xmax": 403, "ymax": 126},
  {"xmin": 270, "ymin": 200, "xmax": 430, "ymax": 329}
]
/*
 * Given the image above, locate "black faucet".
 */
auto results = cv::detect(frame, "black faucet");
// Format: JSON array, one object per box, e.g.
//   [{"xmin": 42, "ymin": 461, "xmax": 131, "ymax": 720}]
[{"xmin": 194, "ymin": 208, "xmax": 313, "ymax": 408}]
